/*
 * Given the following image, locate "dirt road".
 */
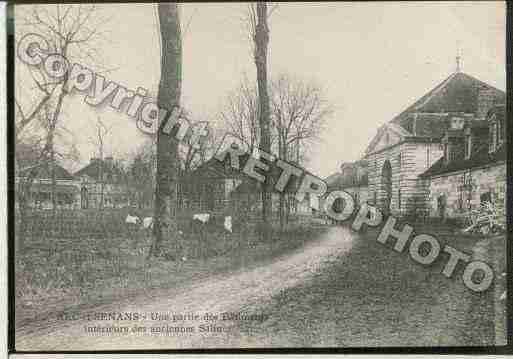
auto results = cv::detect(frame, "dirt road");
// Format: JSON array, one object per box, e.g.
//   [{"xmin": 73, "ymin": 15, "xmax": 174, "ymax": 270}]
[
  {"xmin": 16, "ymin": 224, "xmax": 500, "ymax": 350},
  {"xmin": 16, "ymin": 226, "xmax": 355, "ymax": 350}
]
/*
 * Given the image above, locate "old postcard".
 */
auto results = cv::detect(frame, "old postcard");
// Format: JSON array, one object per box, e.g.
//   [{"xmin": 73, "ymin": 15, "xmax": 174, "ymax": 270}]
[{"xmin": 11, "ymin": 2, "xmax": 507, "ymax": 351}]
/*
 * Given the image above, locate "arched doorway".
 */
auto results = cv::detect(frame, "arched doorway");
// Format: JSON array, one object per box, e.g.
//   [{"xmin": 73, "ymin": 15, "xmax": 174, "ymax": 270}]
[{"xmin": 381, "ymin": 160, "xmax": 392, "ymax": 214}]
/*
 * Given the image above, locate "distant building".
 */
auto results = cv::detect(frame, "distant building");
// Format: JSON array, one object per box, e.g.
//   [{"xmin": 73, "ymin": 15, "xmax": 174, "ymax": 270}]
[
  {"xmin": 420, "ymin": 104, "xmax": 506, "ymax": 219},
  {"xmin": 16, "ymin": 162, "xmax": 79, "ymax": 209},
  {"xmin": 179, "ymin": 154, "xmax": 312, "ymax": 217},
  {"xmin": 338, "ymin": 160, "xmax": 369, "ymax": 205},
  {"xmin": 178, "ymin": 156, "xmax": 244, "ymax": 214},
  {"xmin": 322, "ymin": 160, "xmax": 369, "ymax": 216},
  {"xmin": 74, "ymin": 157, "xmax": 130, "ymax": 209},
  {"xmin": 361, "ymin": 69, "xmax": 505, "ymax": 218}
]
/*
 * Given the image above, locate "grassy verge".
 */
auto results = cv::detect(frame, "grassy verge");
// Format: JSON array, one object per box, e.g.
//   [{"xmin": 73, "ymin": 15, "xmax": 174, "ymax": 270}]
[
  {"xmin": 233, "ymin": 224, "xmax": 504, "ymax": 346},
  {"xmin": 15, "ymin": 219, "xmax": 328, "ymax": 330}
]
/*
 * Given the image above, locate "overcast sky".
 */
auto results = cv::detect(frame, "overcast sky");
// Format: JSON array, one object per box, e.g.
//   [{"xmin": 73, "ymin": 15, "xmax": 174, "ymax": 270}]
[{"xmin": 16, "ymin": 2, "xmax": 506, "ymax": 177}]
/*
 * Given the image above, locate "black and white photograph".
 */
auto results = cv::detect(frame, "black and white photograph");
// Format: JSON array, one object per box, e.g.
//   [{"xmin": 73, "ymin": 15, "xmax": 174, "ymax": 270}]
[{"xmin": 9, "ymin": 1, "xmax": 508, "ymax": 351}]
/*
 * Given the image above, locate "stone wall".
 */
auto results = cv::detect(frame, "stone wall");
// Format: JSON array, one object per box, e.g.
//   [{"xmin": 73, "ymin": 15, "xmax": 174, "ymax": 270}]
[
  {"xmin": 365, "ymin": 141, "xmax": 444, "ymax": 216},
  {"xmin": 427, "ymin": 162, "xmax": 506, "ymax": 219}
]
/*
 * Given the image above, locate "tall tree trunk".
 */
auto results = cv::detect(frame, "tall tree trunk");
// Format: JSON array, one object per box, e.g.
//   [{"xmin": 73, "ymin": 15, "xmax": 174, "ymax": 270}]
[
  {"xmin": 17, "ymin": 180, "xmax": 31, "ymax": 253},
  {"xmin": 99, "ymin": 156, "xmax": 104, "ymax": 210},
  {"xmin": 254, "ymin": 3, "xmax": 271, "ymax": 240},
  {"xmin": 278, "ymin": 139, "xmax": 286, "ymax": 232},
  {"xmin": 50, "ymin": 129, "xmax": 56, "ymax": 214},
  {"xmin": 151, "ymin": 3, "xmax": 182, "ymax": 258}
]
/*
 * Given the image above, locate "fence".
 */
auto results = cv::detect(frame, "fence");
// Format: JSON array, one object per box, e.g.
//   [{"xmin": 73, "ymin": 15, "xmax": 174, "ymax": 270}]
[{"xmin": 16, "ymin": 207, "xmax": 153, "ymax": 239}]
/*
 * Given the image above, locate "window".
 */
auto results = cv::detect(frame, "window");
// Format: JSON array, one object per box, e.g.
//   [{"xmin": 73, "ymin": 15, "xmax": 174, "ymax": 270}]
[
  {"xmin": 398, "ymin": 188, "xmax": 401, "ymax": 210},
  {"xmin": 498, "ymin": 118, "xmax": 504, "ymax": 146},
  {"xmin": 426, "ymin": 146, "xmax": 430, "ymax": 167},
  {"xmin": 465, "ymin": 135, "xmax": 472, "ymax": 159},
  {"xmin": 449, "ymin": 143, "xmax": 458, "ymax": 162},
  {"xmin": 489, "ymin": 123, "xmax": 497, "ymax": 153}
]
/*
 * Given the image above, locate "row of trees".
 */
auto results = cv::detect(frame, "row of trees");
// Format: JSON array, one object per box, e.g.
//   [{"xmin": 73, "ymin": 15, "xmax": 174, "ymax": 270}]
[
  {"xmin": 151, "ymin": 3, "xmax": 333, "ymax": 252},
  {"xmin": 15, "ymin": 4, "xmax": 332, "ymax": 256},
  {"xmin": 15, "ymin": 5, "xmax": 109, "ymax": 251},
  {"xmin": 220, "ymin": 73, "xmax": 332, "ymax": 229},
  {"xmin": 127, "ymin": 71, "xmax": 332, "ymax": 225}
]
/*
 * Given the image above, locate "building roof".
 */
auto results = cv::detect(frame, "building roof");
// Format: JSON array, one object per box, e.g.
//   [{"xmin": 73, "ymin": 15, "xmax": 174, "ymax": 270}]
[
  {"xmin": 391, "ymin": 72, "xmax": 505, "ymax": 138},
  {"xmin": 325, "ymin": 162, "xmax": 369, "ymax": 191},
  {"xmin": 420, "ymin": 104, "xmax": 506, "ymax": 178},
  {"xmin": 419, "ymin": 144, "xmax": 505, "ymax": 178},
  {"xmin": 342, "ymin": 174, "xmax": 369, "ymax": 188},
  {"xmin": 18, "ymin": 162, "xmax": 74, "ymax": 181},
  {"xmin": 184, "ymin": 154, "xmax": 249, "ymax": 181},
  {"xmin": 186, "ymin": 153, "xmax": 309, "ymax": 194},
  {"xmin": 324, "ymin": 172, "xmax": 344, "ymax": 191},
  {"xmin": 74, "ymin": 158, "xmax": 126, "ymax": 183}
]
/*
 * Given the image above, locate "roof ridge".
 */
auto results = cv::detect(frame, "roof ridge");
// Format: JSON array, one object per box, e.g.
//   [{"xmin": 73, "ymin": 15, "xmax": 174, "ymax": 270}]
[
  {"xmin": 457, "ymin": 72, "xmax": 505, "ymax": 94},
  {"xmin": 391, "ymin": 71, "xmax": 505, "ymax": 125},
  {"xmin": 390, "ymin": 72, "xmax": 457, "ymax": 124},
  {"xmin": 413, "ymin": 72, "xmax": 458, "ymax": 112}
]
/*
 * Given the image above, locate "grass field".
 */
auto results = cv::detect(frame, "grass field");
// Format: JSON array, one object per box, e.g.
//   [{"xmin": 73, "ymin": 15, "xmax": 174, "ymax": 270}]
[
  {"xmin": 15, "ymin": 217, "xmax": 328, "ymax": 329},
  {"xmin": 232, "ymin": 224, "xmax": 506, "ymax": 346}
]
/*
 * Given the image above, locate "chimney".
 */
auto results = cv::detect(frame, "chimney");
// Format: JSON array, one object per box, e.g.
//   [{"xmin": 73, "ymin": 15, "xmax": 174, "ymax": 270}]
[{"xmin": 477, "ymin": 85, "xmax": 495, "ymax": 119}]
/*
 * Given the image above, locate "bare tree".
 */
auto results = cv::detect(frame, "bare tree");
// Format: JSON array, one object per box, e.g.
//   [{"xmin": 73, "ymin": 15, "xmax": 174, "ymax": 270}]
[
  {"xmin": 151, "ymin": 3, "xmax": 182, "ymax": 258},
  {"xmin": 219, "ymin": 76, "xmax": 261, "ymax": 155},
  {"xmin": 88, "ymin": 116, "xmax": 112, "ymax": 210},
  {"xmin": 217, "ymin": 72, "xmax": 331, "ymax": 230},
  {"xmin": 15, "ymin": 5, "xmax": 110, "ymax": 219},
  {"xmin": 15, "ymin": 5, "xmax": 110, "ymax": 141},
  {"xmin": 270, "ymin": 73, "xmax": 332, "ymax": 229},
  {"xmin": 126, "ymin": 138, "xmax": 157, "ymax": 210},
  {"xmin": 178, "ymin": 118, "xmax": 222, "ymax": 175}
]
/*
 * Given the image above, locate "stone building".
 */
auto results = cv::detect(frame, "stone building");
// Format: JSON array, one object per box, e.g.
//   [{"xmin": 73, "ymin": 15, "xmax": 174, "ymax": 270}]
[
  {"xmin": 180, "ymin": 154, "xmax": 312, "ymax": 216},
  {"xmin": 339, "ymin": 160, "xmax": 370, "ymax": 205},
  {"xmin": 324, "ymin": 161, "xmax": 369, "ymax": 205},
  {"xmin": 74, "ymin": 157, "xmax": 130, "ymax": 209},
  {"xmin": 362, "ymin": 69, "xmax": 505, "ymax": 217},
  {"xmin": 420, "ymin": 104, "xmax": 506, "ymax": 220}
]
